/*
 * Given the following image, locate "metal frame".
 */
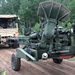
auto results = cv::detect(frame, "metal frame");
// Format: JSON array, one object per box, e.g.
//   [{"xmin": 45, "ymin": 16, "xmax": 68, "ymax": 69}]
[{"xmin": 16, "ymin": 48, "xmax": 37, "ymax": 62}]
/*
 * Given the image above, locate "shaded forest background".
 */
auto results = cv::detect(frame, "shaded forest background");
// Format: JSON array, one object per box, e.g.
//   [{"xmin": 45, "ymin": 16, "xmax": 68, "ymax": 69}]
[{"xmin": 0, "ymin": 0, "xmax": 75, "ymax": 34}]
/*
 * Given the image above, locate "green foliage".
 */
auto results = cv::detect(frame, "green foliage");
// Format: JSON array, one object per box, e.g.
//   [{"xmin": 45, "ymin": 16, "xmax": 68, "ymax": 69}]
[
  {"xmin": 0, "ymin": 0, "xmax": 20, "ymax": 14},
  {"xmin": 33, "ymin": 23, "xmax": 40, "ymax": 31},
  {"xmin": 69, "ymin": 0, "xmax": 75, "ymax": 23},
  {"xmin": 1, "ymin": 71, "xmax": 6, "ymax": 75},
  {"xmin": 18, "ymin": 0, "xmax": 45, "ymax": 33}
]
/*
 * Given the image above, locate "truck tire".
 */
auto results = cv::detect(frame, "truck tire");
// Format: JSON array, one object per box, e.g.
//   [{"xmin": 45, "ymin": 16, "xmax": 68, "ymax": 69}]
[
  {"xmin": 12, "ymin": 43, "xmax": 19, "ymax": 48},
  {"xmin": 9, "ymin": 44, "xmax": 12, "ymax": 48},
  {"xmin": 53, "ymin": 58, "xmax": 63, "ymax": 64},
  {"xmin": 11, "ymin": 54, "xmax": 21, "ymax": 71}
]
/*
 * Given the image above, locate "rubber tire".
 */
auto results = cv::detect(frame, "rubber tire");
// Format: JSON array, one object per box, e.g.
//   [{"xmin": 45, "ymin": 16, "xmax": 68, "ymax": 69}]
[
  {"xmin": 11, "ymin": 54, "xmax": 21, "ymax": 71},
  {"xmin": 53, "ymin": 59, "xmax": 63, "ymax": 64},
  {"xmin": 9, "ymin": 44, "xmax": 12, "ymax": 48},
  {"xmin": 12, "ymin": 43, "xmax": 19, "ymax": 48}
]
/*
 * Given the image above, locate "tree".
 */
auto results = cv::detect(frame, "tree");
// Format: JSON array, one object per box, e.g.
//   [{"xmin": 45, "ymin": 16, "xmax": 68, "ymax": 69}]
[
  {"xmin": 70, "ymin": 0, "xmax": 75, "ymax": 23},
  {"xmin": 0, "ymin": 0, "xmax": 20, "ymax": 14}
]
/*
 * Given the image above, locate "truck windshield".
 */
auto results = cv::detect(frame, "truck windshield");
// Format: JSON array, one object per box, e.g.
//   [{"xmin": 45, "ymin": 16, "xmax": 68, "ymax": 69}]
[{"xmin": 0, "ymin": 18, "xmax": 16, "ymax": 29}]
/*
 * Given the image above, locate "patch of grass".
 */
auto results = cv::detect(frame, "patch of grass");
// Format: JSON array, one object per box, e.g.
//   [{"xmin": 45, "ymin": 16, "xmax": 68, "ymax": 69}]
[
  {"xmin": 0, "ymin": 68, "xmax": 6, "ymax": 75},
  {"xmin": 68, "ymin": 57, "xmax": 75, "ymax": 61},
  {"xmin": 1, "ymin": 71, "xmax": 6, "ymax": 75}
]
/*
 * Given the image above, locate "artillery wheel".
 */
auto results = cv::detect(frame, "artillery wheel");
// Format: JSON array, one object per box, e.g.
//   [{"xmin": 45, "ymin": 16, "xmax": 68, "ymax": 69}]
[
  {"xmin": 53, "ymin": 59, "xmax": 63, "ymax": 64},
  {"xmin": 11, "ymin": 54, "xmax": 21, "ymax": 71}
]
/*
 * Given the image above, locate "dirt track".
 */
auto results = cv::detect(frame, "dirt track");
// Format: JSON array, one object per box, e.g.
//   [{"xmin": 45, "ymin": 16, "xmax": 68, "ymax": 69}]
[{"xmin": 0, "ymin": 46, "xmax": 75, "ymax": 75}]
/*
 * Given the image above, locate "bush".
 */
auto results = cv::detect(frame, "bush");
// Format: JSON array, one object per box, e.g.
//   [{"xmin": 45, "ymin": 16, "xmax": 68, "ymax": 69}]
[{"xmin": 1, "ymin": 71, "xmax": 6, "ymax": 75}]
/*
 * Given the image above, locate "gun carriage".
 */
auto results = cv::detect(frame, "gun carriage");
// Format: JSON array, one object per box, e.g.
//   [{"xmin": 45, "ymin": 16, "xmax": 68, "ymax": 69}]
[{"xmin": 11, "ymin": 1, "xmax": 75, "ymax": 71}]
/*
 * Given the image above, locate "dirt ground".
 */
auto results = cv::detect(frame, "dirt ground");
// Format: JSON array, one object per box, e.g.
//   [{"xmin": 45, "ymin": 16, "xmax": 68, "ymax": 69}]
[{"xmin": 0, "ymin": 45, "xmax": 75, "ymax": 75}]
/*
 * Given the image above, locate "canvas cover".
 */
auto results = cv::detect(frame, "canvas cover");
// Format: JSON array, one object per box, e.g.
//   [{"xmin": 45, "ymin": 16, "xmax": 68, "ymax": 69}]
[{"xmin": 37, "ymin": 1, "xmax": 70, "ymax": 22}]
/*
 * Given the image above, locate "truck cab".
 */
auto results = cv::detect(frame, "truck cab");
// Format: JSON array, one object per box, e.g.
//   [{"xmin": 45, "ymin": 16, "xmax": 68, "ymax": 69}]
[{"xmin": 0, "ymin": 15, "xmax": 19, "ymax": 48}]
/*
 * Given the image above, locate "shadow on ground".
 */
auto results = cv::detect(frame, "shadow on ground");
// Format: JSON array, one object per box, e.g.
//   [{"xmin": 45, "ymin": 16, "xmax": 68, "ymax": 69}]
[{"xmin": 0, "ymin": 45, "xmax": 10, "ymax": 49}]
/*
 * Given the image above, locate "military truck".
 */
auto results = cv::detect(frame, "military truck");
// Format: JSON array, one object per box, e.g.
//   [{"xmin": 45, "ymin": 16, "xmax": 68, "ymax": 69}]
[{"xmin": 0, "ymin": 15, "xmax": 19, "ymax": 48}]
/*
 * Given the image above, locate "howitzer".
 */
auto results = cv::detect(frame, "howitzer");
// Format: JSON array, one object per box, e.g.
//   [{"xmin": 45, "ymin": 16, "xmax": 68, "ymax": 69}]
[{"xmin": 11, "ymin": 1, "xmax": 75, "ymax": 71}]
